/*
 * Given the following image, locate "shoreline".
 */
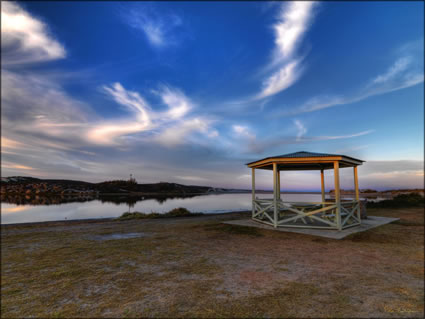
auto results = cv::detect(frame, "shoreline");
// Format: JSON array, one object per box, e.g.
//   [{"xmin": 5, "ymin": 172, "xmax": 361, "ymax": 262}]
[
  {"xmin": 3, "ymin": 191, "xmax": 421, "ymax": 226},
  {"xmin": 0, "ymin": 211, "xmax": 249, "ymax": 228}
]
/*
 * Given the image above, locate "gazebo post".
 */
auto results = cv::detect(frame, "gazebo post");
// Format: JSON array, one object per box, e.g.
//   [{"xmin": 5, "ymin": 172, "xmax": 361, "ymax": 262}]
[
  {"xmin": 273, "ymin": 163, "xmax": 278, "ymax": 228},
  {"xmin": 334, "ymin": 161, "xmax": 342, "ymax": 230},
  {"xmin": 251, "ymin": 168, "xmax": 255, "ymax": 218},
  {"xmin": 277, "ymin": 170, "xmax": 281, "ymax": 200},
  {"xmin": 246, "ymin": 151, "xmax": 364, "ymax": 230},
  {"xmin": 353, "ymin": 166, "xmax": 361, "ymax": 224},
  {"xmin": 320, "ymin": 169, "xmax": 325, "ymax": 207}
]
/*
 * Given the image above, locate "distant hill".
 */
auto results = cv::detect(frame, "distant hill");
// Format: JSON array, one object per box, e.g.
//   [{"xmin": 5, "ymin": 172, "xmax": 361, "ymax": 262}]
[
  {"xmin": 328, "ymin": 188, "xmax": 424, "ymax": 197},
  {"xmin": 0, "ymin": 176, "xmax": 248, "ymax": 196}
]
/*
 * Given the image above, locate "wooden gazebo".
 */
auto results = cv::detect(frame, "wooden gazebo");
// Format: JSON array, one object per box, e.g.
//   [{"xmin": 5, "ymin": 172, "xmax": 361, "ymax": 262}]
[{"xmin": 246, "ymin": 151, "xmax": 364, "ymax": 231}]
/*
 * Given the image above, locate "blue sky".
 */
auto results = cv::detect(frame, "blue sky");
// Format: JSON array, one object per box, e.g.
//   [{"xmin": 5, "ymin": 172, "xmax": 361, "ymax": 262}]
[{"xmin": 1, "ymin": 1, "xmax": 424, "ymax": 191}]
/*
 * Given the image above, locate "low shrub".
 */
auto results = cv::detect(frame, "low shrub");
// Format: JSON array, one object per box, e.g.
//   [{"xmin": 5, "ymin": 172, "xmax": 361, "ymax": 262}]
[
  {"xmin": 203, "ymin": 223, "xmax": 263, "ymax": 237},
  {"xmin": 116, "ymin": 212, "xmax": 151, "ymax": 220},
  {"xmin": 166, "ymin": 207, "xmax": 193, "ymax": 217},
  {"xmin": 367, "ymin": 192, "xmax": 424, "ymax": 209},
  {"xmin": 116, "ymin": 207, "xmax": 203, "ymax": 221}
]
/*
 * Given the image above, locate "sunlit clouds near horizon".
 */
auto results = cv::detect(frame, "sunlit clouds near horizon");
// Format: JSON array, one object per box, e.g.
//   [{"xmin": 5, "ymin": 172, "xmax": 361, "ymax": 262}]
[{"xmin": 1, "ymin": 1, "xmax": 424, "ymax": 190}]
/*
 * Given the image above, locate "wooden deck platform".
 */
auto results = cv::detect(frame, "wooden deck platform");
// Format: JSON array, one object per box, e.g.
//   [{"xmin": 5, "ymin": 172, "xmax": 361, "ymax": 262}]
[{"xmin": 222, "ymin": 216, "xmax": 399, "ymax": 239}]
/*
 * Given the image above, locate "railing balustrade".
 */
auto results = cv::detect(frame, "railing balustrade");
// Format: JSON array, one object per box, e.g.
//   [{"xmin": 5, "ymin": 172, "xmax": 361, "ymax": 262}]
[{"xmin": 252, "ymin": 198, "xmax": 360, "ymax": 230}]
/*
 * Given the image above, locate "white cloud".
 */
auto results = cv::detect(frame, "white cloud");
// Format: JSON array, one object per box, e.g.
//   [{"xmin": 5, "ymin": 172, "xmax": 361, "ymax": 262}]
[
  {"xmin": 156, "ymin": 86, "xmax": 192, "ymax": 120},
  {"xmin": 313, "ymin": 130, "xmax": 375, "ymax": 141},
  {"xmin": 86, "ymin": 122, "xmax": 151, "ymax": 145},
  {"xmin": 273, "ymin": 2, "xmax": 317, "ymax": 63},
  {"xmin": 125, "ymin": 5, "xmax": 182, "ymax": 48},
  {"xmin": 77, "ymin": 83, "xmax": 156, "ymax": 145},
  {"xmin": 258, "ymin": 59, "xmax": 303, "ymax": 99},
  {"xmin": 1, "ymin": 2, "xmax": 66, "ymax": 65},
  {"xmin": 208, "ymin": 130, "xmax": 219, "ymax": 138},
  {"xmin": 372, "ymin": 57, "xmax": 411, "ymax": 84},
  {"xmin": 334, "ymin": 145, "xmax": 371, "ymax": 154},
  {"xmin": 97, "ymin": 83, "xmax": 215, "ymax": 146},
  {"xmin": 1, "ymin": 69, "xmax": 89, "ymax": 131},
  {"xmin": 155, "ymin": 118, "xmax": 213, "ymax": 147},
  {"xmin": 233, "ymin": 125, "xmax": 255, "ymax": 139},
  {"xmin": 2, "ymin": 67, "xmax": 217, "ymax": 151},
  {"xmin": 245, "ymin": 129, "xmax": 374, "ymax": 155},
  {"xmin": 293, "ymin": 119, "xmax": 307, "ymax": 140},
  {"xmin": 256, "ymin": 2, "xmax": 318, "ymax": 99},
  {"xmin": 2, "ymin": 68, "xmax": 225, "ymax": 180},
  {"xmin": 228, "ymin": 120, "xmax": 372, "ymax": 155},
  {"xmin": 174, "ymin": 175, "xmax": 208, "ymax": 182},
  {"xmin": 367, "ymin": 55, "xmax": 423, "ymax": 92},
  {"xmin": 103, "ymin": 83, "xmax": 151, "ymax": 124},
  {"xmin": 357, "ymin": 160, "xmax": 424, "ymax": 189},
  {"xmin": 1, "ymin": 162, "xmax": 34, "ymax": 170},
  {"xmin": 279, "ymin": 41, "xmax": 424, "ymax": 116}
]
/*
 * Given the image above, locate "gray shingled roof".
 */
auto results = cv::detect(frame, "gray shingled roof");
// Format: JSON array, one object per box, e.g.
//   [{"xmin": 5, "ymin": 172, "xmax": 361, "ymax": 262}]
[
  {"xmin": 274, "ymin": 151, "xmax": 341, "ymax": 158},
  {"xmin": 246, "ymin": 151, "xmax": 364, "ymax": 166}
]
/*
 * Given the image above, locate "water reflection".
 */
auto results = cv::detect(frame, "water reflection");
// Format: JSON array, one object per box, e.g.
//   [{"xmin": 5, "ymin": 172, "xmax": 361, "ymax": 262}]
[
  {"xmin": 1, "ymin": 193, "xmax": 323, "ymax": 225},
  {"xmin": 1, "ymin": 193, "xmax": 198, "ymax": 207}
]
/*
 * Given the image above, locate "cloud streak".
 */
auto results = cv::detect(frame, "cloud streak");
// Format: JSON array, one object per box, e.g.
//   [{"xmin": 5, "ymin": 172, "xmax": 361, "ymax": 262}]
[
  {"xmin": 272, "ymin": 2, "xmax": 316, "ymax": 63},
  {"xmin": 2, "ymin": 65, "xmax": 217, "ymax": 152},
  {"xmin": 245, "ymin": 129, "xmax": 374, "ymax": 155},
  {"xmin": 1, "ymin": 2, "xmax": 66, "ymax": 65},
  {"xmin": 155, "ymin": 85, "xmax": 192, "ymax": 120},
  {"xmin": 1, "ymin": 2, "xmax": 422, "ymax": 192},
  {"xmin": 256, "ymin": 2, "xmax": 318, "ymax": 99},
  {"xmin": 123, "ymin": 4, "xmax": 183, "ymax": 49},
  {"xmin": 293, "ymin": 119, "xmax": 307, "ymax": 141},
  {"xmin": 154, "ymin": 118, "xmax": 213, "ymax": 147},
  {"xmin": 278, "ymin": 41, "xmax": 424, "ymax": 116}
]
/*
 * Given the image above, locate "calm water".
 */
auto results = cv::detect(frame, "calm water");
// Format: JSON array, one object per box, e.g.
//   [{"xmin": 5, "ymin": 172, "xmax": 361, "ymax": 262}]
[{"xmin": 1, "ymin": 193, "xmax": 326, "ymax": 224}]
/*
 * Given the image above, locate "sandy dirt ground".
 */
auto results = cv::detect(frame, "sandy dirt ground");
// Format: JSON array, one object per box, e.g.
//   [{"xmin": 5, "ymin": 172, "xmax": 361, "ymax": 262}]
[{"xmin": 1, "ymin": 208, "xmax": 424, "ymax": 318}]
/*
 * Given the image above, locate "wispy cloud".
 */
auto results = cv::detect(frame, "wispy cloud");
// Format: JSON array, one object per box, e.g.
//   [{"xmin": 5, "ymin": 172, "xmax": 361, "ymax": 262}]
[
  {"xmin": 293, "ymin": 119, "xmax": 307, "ymax": 141},
  {"xmin": 371, "ymin": 57, "xmax": 411, "ymax": 85},
  {"xmin": 155, "ymin": 85, "xmax": 192, "ymax": 120},
  {"xmin": 314, "ymin": 130, "xmax": 374, "ymax": 141},
  {"xmin": 272, "ymin": 2, "xmax": 317, "ymax": 63},
  {"xmin": 258, "ymin": 59, "xmax": 304, "ymax": 99},
  {"xmin": 2, "ymin": 69, "xmax": 221, "ymax": 180},
  {"xmin": 245, "ymin": 129, "xmax": 374, "ymax": 154},
  {"xmin": 1, "ymin": 162, "xmax": 35, "ymax": 170},
  {"xmin": 356, "ymin": 160, "xmax": 424, "ymax": 189},
  {"xmin": 1, "ymin": 2, "xmax": 66, "ymax": 65},
  {"xmin": 278, "ymin": 40, "xmax": 424, "ymax": 116},
  {"xmin": 174, "ymin": 175, "xmax": 208, "ymax": 182},
  {"xmin": 155, "ymin": 118, "xmax": 214, "ymax": 147},
  {"xmin": 256, "ymin": 2, "xmax": 318, "ymax": 99},
  {"xmin": 334, "ymin": 145, "xmax": 371, "ymax": 154},
  {"xmin": 226, "ymin": 119, "xmax": 373, "ymax": 155},
  {"xmin": 123, "ymin": 4, "xmax": 183, "ymax": 49},
  {"xmin": 103, "ymin": 83, "xmax": 151, "ymax": 124},
  {"xmin": 1, "ymin": 2, "xmax": 422, "ymax": 191},
  {"xmin": 2, "ymin": 64, "xmax": 218, "ymax": 170},
  {"xmin": 232, "ymin": 125, "xmax": 255, "ymax": 140}
]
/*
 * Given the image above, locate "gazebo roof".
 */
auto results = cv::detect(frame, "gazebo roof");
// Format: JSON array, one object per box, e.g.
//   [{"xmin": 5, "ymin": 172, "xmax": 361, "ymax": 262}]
[{"xmin": 246, "ymin": 151, "xmax": 364, "ymax": 171}]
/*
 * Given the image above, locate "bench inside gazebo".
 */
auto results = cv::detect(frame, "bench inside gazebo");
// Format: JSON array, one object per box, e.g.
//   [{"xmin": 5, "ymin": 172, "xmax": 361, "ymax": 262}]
[{"xmin": 246, "ymin": 151, "xmax": 364, "ymax": 231}]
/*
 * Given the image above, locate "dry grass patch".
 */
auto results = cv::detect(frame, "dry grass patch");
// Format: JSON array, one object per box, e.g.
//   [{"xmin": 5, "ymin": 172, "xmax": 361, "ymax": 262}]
[
  {"xmin": 203, "ymin": 223, "xmax": 264, "ymax": 237},
  {"xmin": 1, "ymin": 208, "xmax": 424, "ymax": 318}
]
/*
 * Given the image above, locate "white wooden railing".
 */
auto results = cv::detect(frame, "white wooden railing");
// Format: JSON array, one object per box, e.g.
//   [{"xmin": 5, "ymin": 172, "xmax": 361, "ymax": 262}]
[{"xmin": 252, "ymin": 198, "xmax": 360, "ymax": 230}]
